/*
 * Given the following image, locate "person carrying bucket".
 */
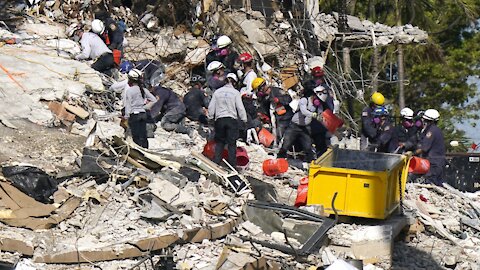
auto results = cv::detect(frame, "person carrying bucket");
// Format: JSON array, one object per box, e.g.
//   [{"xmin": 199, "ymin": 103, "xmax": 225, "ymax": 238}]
[
  {"xmin": 414, "ymin": 109, "xmax": 445, "ymax": 186},
  {"xmin": 252, "ymin": 77, "xmax": 293, "ymax": 143}
]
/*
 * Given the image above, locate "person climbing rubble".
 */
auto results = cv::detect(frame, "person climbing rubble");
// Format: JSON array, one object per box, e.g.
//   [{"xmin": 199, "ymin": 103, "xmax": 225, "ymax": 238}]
[
  {"xmin": 414, "ymin": 109, "xmax": 445, "ymax": 185},
  {"xmin": 149, "ymin": 85, "xmax": 193, "ymax": 137},
  {"xmin": 123, "ymin": 69, "xmax": 157, "ymax": 148},
  {"xmin": 253, "ymin": 77, "xmax": 293, "ymax": 143},
  {"xmin": 205, "ymin": 35, "xmax": 238, "ymax": 74},
  {"xmin": 361, "ymin": 92, "xmax": 385, "ymax": 150},
  {"xmin": 393, "ymin": 107, "xmax": 419, "ymax": 153},
  {"xmin": 278, "ymin": 85, "xmax": 320, "ymax": 163},
  {"xmin": 207, "ymin": 61, "xmax": 226, "ymax": 91},
  {"xmin": 68, "ymin": 23, "xmax": 115, "ymax": 76},
  {"xmin": 237, "ymin": 52, "xmax": 257, "ymax": 97},
  {"xmin": 310, "ymin": 85, "xmax": 335, "ymax": 157},
  {"xmin": 183, "ymin": 74, "xmax": 209, "ymax": 125},
  {"xmin": 208, "ymin": 73, "xmax": 247, "ymax": 167},
  {"xmin": 369, "ymin": 106, "xmax": 395, "ymax": 153},
  {"xmin": 92, "ymin": 11, "xmax": 125, "ymax": 65}
]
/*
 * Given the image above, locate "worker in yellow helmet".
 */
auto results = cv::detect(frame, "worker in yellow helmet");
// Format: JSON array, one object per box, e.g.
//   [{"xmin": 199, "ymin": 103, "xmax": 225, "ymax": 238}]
[
  {"xmin": 360, "ymin": 92, "xmax": 385, "ymax": 150},
  {"xmin": 252, "ymin": 77, "xmax": 293, "ymax": 143}
]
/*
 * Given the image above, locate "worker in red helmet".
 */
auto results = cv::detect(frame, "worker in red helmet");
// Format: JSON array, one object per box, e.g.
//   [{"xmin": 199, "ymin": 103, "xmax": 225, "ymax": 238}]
[{"xmin": 237, "ymin": 52, "xmax": 257, "ymax": 98}]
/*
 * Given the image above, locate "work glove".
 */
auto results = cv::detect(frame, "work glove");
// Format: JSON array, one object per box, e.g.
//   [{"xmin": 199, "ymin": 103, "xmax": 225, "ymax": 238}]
[
  {"xmin": 237, "ymin": 70, "xmax": 244, "ymax": 79},
  {"xmin": 312, "ymin": 112, "xmax": 318, "ymax": 119}
]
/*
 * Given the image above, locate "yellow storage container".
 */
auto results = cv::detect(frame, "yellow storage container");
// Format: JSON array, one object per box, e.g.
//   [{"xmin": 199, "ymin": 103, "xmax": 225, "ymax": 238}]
[{"xmin": 307, "ymin": 147, "xmax": 410, "ymax": 219}]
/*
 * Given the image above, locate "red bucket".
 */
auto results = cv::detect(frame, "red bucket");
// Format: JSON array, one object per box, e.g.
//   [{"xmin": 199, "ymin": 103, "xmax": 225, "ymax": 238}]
[
  {"xmin": 258, "ymin": 128, "xmax": 275, "ymax": 147},
  {"xmin": 322, "ymin": 109, "xmax": 344, "ymax": 133},
  {"xmin": 113, "ymin": 49, "xmax": 122, "ymax": 66},
  {"xmin": 202, "ymin": 141, "xmax": 249, "ymax": 166},
  {"xmin": 294, "ymin": 177, "xmax": 309, "ymax": 207},
  {"xmin": 409, "ymin": 156, "xmax": 430, "ymax": 174},
  {"xmin": 262, "ymin": 158, "xmax": 289, "ymax": 176}
]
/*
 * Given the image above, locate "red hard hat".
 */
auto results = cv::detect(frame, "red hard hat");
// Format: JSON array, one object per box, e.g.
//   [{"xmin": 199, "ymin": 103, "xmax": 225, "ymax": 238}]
[
  {"xmin": 311, "ymin": 66, "xmax": 324, "ymax": 77},
  {"xmin": 238, "ymin": 52, "xmax": 253, "ymax": 63}
]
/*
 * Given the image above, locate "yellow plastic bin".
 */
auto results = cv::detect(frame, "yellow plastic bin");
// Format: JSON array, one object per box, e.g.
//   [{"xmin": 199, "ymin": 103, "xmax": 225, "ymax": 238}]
[{"xmin": 307, "ymin": 147, "xmax": 410, "ymax": 219}]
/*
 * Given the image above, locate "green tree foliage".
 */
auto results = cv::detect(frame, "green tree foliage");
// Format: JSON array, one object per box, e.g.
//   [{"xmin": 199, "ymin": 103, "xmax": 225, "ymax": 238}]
[{"xmin": 320, "ymin": 0, "xmax": 480, "ymax": 148}]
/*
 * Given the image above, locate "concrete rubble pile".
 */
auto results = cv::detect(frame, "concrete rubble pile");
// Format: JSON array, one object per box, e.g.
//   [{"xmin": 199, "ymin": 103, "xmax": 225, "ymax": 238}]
[{"xmin": 0, "ymin": 1, "xmax": 476, "ymax": 270}]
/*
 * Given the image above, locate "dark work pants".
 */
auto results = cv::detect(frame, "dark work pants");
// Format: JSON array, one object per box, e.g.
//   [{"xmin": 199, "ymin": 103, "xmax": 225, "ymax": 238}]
[
  {"xmin": 279, "ymin": 123, "xmax": 314, "ymax": 162},
  {"xmin": 128, "ymin": 112, "xmax": 148, "ymax": 148},
  {"xmin": 311, "ymin": 119, "xmax": 329, "ymax": 157},
  {"xmin": 276, "ymin": 120, "xmax": 290, "ymax": 142},
  {"xmin": 214, "ymin": 117, "xmax": 239, "ymax": 167},
  {"xmin": 92, "ymin": 53, "xmax": 114, "ymax": 75},
  {"xmin": 425, "ymin": 159, "xmax": 445, "ymax": 186}
]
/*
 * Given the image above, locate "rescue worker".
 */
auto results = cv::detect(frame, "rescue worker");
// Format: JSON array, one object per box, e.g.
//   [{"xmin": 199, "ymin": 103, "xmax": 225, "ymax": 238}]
[
  {"xmin": 415, "ymin": 109, "xmax": 445, "ymax": 186},
  {"xmin": 310, "ymin": 85, "xmax": 335, "ymax": 157},
  {"xmin": 69, "ymin": 24, "xmax": 115, "ymax": 75},
  {"xmin": 278, "ymin": 87, "xmax": 320, "ymax": 163},
  {"xmin": 183, "ymin": 75, "xmax": 209, "ymax": 125},
  {"xmin": 205, "ymin": 35, "xmax": 238, "ymax": 73},
  {"xmin": 361, "ymin": 92, "xmax": 385, "ymax": 150},
  {"xmin": 370, "ymin": 106, "xmax": 395, "ymax": 153},
  {"xmin": 149, "ymin": 86, "xmax": 193, "ymax": 136},
  {"xmin": 207, "ymin": 61, "xmax": 226, "ymax": 91},
  {"xmin": 252, "ymin": 77, "xmax": 293, "ymax": 142},
  {"xmin": 237, "ymin": 52, "xmax": 257, "ymax": 97},
  {"xmin": 91, "ymin": 16, "xmax": 124, "ymax": 65},
  {"xmin": 123, "ymin": 69, "xmax": 157, "ymax": 148},
  {"xmin": 303, "ymin": 66, "xmax": 326, "ymax": 94},
  {"xmin": 394, "ymin": 107, "xmax": 418, "ymax": 153},
  {"xmin": 208, "ymin": 73, "xmax": 247, "ymax": 167}
]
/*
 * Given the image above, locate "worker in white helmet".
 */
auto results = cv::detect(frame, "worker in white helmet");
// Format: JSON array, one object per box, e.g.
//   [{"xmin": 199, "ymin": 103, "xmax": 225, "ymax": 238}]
[
  {"xmin": 123, "ymin": 69, "xmax": 157, "ymax": 148},
  {"xmin": 393, "ymin": 107, "xmax": 418, "ymax": 153},
  {"xmin": 207, "ymin": 61, "xmax": 227, "ymax": 91},
  {"xmin": 69, "ymin": 24, "xmax": 115, "ymax": 75},
  {"xmin": 414, "ymin": 109, "xmax": 445, "ymax": 186},
  {"xmin": 205, "ymin": 35, "xmax": 238, "ymax": 74}
]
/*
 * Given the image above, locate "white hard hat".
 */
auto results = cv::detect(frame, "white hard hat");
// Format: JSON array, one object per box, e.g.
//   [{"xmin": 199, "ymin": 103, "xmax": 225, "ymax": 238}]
[
  {"xmin": 207, "ymin": 61, "xmax": 224, "ymax": 72},
  {"xmin": 91, "ymin": 19, "xmax": 105, "ymax": 34},
  {"xmin": 400, "ymin": 107, "xmax": 414, "ymax": 119},
  {"xmin": 313, "ymin": 85, "xmax": 326, "ymax": 93},
  {"xmin": 67, "ymin": 23, "xmax": 80, "ymax": 37},
  {"xmin": 216, "ymin": 35, "xmax": 232, "ymax": 49},
  {"xmin": 128, "ymin": 69, "xmax": 143, "ymax": 80},
  {"xmin": 423, "ymin": 109, "xmax": 440, "ymax": 121},
  {"xmin": 226, "ymin": 73, "xmax": 238, "ymax": 82}
]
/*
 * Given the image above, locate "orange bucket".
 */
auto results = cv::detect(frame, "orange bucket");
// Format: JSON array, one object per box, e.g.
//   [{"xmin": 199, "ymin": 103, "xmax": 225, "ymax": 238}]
[
  {"xmin": 258, "ymin": 128, "xmax": 275, "ymax": 147},
  {"xmin": 294, "ymin": 177, "xmax": 309, "ymax": 207},
  {"xmin": 262, "ymin": 158, "xmax": 289, "ymax": 176},
  {"xmin": 409, "ymin": 156, "xmax": 430, "ymax": 174},
  {"xmin": 202, "ymin": 141, "xmax": 249, "ymax": 166},
  {"xmin": 113, "ymin": 49, "xmax": 122, "ymax": 66},
  {"xmin": 322, "ymin": 109, "xmax": 344, "ymax": 133}
]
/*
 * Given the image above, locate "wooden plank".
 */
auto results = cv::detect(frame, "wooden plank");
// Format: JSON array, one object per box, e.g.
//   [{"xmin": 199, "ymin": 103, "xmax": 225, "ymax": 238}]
[{"xmin": 62, "ymin": 101, "xmax": 89, "ymax": 119}]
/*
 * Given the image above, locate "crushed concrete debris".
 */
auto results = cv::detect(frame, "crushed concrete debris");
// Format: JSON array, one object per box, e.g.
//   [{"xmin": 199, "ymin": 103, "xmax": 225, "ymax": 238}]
[{"xmin": 0, "ymin": 1, "xmax": 475, "ymax": 270}]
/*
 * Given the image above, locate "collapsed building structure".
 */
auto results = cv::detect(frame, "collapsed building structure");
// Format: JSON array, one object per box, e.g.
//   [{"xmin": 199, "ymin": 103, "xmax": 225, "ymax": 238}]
[{"xmin": 0, "ymin": 0, "xmax": 478, "ymax": 270}]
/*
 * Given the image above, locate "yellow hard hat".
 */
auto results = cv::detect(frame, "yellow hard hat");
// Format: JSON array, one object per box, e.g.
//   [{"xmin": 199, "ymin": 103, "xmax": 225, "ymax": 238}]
[
  {"xmin": 251, "ymin": 77, "xmax": 266, "ymax": 90},
  {"xmin": 371, "ymin": 92, "xmax": 385, "ymax": 106}
]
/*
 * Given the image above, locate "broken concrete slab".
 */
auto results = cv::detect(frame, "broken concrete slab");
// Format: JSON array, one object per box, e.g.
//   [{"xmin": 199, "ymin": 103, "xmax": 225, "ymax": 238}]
[
  {"xmin": 34, "ymin": 233, "xmax": 179, "ymax": 263},
  {"xmin": 0, "ymin": 181, "xmax": 81, "ymax": 230},
  {"xmin": 48, "ymin": 101, "xmax": 76, "ymax": 123},
  {"xmin": 62, "ymin": 101, "xmax": 89, "ymax": 119}
]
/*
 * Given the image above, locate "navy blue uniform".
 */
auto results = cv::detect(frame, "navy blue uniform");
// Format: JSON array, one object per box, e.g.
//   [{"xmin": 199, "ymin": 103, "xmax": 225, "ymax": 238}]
[
  {"xmin": 258, "ymin": 87, "xmax": 294, "ymax": 141},
  {"xmin": 393, "ymin": 125, "xmax": 418, "ymax": 153},
  {"xmin": 361, "ymin": 106, "xmax": 377, "ymax": 150},
  {"xmin": 374, "ymin": 120, "xmax": 395, "ymax": 153},
  {"xmin": 417, "ymin": 124, "xmax": 445, "ymax": 185},
  {"xmin": 311, "ymin": 96, "xmax": 334, "ymax": 156},
  {"xmin": 183, "ymin": 86, "xmax": 209, "ymax": 124},
  {"xmin": 103, "ymin": 17, "xmax": 124, "ymax": 51}
]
